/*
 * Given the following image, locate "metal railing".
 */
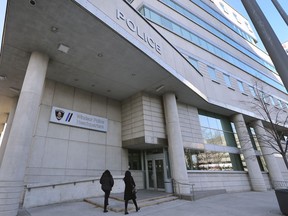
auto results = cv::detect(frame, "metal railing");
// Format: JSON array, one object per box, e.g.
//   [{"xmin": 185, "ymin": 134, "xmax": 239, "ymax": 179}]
[
  {"xmin": 172, "ymin": 179, "xmax": 195, "ymax": 200},
  {"xmin": 273, "ymin": 181, "xmax": 288, "ymax": 189}
]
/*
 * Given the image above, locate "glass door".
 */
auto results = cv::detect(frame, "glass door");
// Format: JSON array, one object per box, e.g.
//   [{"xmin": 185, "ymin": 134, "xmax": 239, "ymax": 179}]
[{"xmin": 146, "ymin": 155, "xmax": 165, "ymax": 190}]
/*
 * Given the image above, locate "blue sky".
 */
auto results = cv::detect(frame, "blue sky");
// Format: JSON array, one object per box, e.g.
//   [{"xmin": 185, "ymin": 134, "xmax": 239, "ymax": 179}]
[{"xmin": 0, "ymin": 0, "xmax": 287, "ymax": 52}]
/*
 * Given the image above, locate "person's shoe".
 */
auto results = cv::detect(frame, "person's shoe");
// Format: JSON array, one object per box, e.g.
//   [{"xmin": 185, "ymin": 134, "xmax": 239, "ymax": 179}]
[
  {"xmin": 104, "ymin": 209, "xmax": 108, "ymax": 213},
  {"xmin": 136, "ymin": 207, "xmax": 140, "ymax": 212},
  {"xmin": 125, "ymin": 212, "xmax": 129, "ymax": 215}
]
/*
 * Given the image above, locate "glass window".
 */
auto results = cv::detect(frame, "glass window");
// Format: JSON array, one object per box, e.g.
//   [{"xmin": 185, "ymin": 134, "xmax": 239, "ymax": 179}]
[
  {"xmin": 269, "ymin": 95, "xmax": 275, "ymax": 106},
  {"xmin": 199, "ymin": 113, "xmax": 238, "ymax": 147},
  {"xmin": 208, "ymin": 66, "xmax": 217, "ymax": 80},
  {"xmin": 188, "ymin": 57, "xmax": 199, "ymax": 70},
  {"xmin": 223, "ymin": 73, "xmax": 232, "ymax": 87},
  {"xmin": 249, "ymin": 85, "xmax": 256, "ymax": 97},
  {"xmin": 128, "ymin": 150, "xmax": 142, "ymax": 170},
  {"xmin": 276, "ymin": 99, "xmax": 283, "ymax": 108},
  {"xmin": 184, "ymin": 149, "xmax": 244, "ymax": 171},
  {"xmin": 237, "ymin": 80, "xmax": 245, "ymax": 93},
  {"xmin": 233, "ymin": 13, "xmax": 241, "ymax": 23},
  {"xmin": 220, "ymin": 2, "xmax": 229, "ymax": 14}
]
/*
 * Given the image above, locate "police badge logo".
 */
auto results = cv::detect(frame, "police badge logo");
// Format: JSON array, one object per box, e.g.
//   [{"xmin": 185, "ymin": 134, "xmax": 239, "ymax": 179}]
[{"xmin": 55, "ymin": 109, "xmax": 64, "ymax": 120}]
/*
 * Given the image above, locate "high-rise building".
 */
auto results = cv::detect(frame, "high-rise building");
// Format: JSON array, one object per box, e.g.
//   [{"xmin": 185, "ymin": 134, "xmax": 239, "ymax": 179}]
[{"xmin": 0, "ymin": 0, "xmax": 287, "ymax": 215}]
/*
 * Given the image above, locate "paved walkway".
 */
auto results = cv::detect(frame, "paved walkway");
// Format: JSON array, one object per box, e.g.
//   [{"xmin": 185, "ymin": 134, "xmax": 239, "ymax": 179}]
[{"xmin": 23, "ymin": 190, "xmax": 283, "ymax": 216}]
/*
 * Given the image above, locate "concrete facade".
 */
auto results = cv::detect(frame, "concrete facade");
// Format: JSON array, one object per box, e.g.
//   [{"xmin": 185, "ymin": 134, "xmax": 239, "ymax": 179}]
[{"xmin": 0, "ymin": 0, "xmax": 287, "ymax": 215}]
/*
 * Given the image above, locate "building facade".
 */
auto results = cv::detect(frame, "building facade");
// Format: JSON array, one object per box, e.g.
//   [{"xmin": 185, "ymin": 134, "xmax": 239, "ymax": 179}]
[{"xmin": 0, "ymin": 0, "xmax": 287, "ymax": 215}]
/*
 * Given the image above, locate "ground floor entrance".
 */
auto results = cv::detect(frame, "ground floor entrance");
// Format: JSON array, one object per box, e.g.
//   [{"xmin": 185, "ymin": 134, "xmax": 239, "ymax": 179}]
[{"xmin": 145, "ymin": 149, "xmax": 171, "ymax": 192}]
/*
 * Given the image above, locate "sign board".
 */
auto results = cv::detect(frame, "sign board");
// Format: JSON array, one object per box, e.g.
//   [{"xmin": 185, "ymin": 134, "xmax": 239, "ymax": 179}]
[{"xmin": 50, "ymin": 106, "xmax": 107, "ymax": 132}]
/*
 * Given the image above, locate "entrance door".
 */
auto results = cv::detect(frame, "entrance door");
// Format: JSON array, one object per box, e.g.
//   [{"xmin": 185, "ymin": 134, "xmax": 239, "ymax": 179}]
[{"xmin": 146, "ymin": 156, "xmax": 165, "ymax": 190}]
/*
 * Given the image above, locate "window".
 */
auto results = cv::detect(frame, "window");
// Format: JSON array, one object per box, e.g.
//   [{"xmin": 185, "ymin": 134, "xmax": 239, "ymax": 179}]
[
  {"xmin": 269, "ymin": 95, "xmax": 275, "ymax": 106},
  {"xmin": 220, "ymin": 2, "xmax": 229, "ymax": 14},
  {"xmin": 198, "ymin": 113, "xmax": 237, "ymax": 147},
  {"xmin": 208, "ymin": 66, "xmax": 217, "ymax": 81},
  {"xmin": 188, "ymin": 57, "xmax": 199, "ymax": 70},
  {"xmin": 277, "ymin": 99, "xmax": 283, "ymax": 108},
  {"xmin": 260, "ymin": 91, "xmax": 268, "ymax": 103},
  {"xmin": 249, "ymin": 85, "xmax": 256, "ymax": 97},
  {"xmin": 237, "ymin": 80, "xmax": 245, "ymax": 93},
  {"xmin": 223, "ymin": 73, "xmax": 232, "ymax": 87},
  {"xmin": 128, "ymin": 150, "xmax": 142, "ymax": 170},
  {"xmin": 233, "ymin": 13, "xmax": 241, "ymax": 23}
]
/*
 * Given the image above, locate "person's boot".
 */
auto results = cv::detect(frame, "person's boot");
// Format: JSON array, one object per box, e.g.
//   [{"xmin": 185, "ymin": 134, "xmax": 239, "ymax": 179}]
[{"xmin": 104, "ymin": 204, "xmax": 108, "ymax": 213}]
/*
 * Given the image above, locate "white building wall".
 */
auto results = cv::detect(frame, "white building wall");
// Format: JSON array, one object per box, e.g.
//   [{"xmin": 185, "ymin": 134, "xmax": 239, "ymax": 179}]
[
  {"xmin": 25, "ymin": 79, "xmax": 127, "ymax": 184},
  {"xmin": 178, "ymin": 103, "xmax": 204, "ymax": 148}
]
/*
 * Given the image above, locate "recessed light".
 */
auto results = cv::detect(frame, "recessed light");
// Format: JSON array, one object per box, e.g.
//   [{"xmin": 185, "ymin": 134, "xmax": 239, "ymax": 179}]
[
  {"xmin": 97, "ymin": 53, "xmax": 103, "ymax": 57},
  {"xmin": 9, "ymin": 87, "xmax": 20, "ymax": 94},
  {"xmin": 58, "ymin": 44, "xmax": 70, "ymax": 54},
  {"xmin": 155, "ymin": 85, "xmax": 165, "ymax": 92},
  {"xmin": 51, "ymin": 26, "xmax": 58, "ymax": 33},
  {"xmin": 0, "ymin": 75, "xmax": 7, "ymax": 81}
]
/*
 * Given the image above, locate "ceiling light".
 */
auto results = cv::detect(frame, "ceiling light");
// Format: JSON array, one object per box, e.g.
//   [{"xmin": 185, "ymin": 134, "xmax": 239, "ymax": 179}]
[
  {"xmin": 51, "ymin": 26, "xmax": 58, "ymax": 33},
  {"xmin": 155, "ymin": 85, "xmax": 165, "ymax": 92},
  {"xmin": 97, "ymin": 53, "xmax": 103, "ymax": 57},
  {"xmin": 58, "ymin": 44, "xmax": 70, "ymax": 54},
  {"xmin": 9, "ymin": 87, "xmax": 20, "ymax": 94},
  {"xmin": 0, "ymin": 75, "xmax": 7, "ymax": 81}
]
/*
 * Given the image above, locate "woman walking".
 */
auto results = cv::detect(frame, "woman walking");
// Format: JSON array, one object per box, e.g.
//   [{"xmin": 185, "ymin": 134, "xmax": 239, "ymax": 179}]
[
  {"xmin": 123, "ymin": 170, "xmax": 140, "ymax": 214},
  {"xmin": 100, "ymin": 170, "xmax": 114, "ymax": 213}
]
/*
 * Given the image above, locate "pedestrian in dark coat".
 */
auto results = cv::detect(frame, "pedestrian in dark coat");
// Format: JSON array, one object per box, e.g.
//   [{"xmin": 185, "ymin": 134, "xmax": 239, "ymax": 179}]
[
  {"xmin": 100, "ymin": 170, "xmax": 114, "ymax": 213},
  {"xmin": 123, "ymin": 170, "xmax": 140, "ymax": 214}
]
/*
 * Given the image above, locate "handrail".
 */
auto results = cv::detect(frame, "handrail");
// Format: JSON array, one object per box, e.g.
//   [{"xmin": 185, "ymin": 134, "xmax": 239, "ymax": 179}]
[
  {"xmin": 273, "ymin": 181, "xmax": 288, "ymax": 189},
  {"xmin": 25, "ymin": 177, "xmax": 100, "ymax": 191},
  {"xmin": 172, "ymin": 179, "xmax": 195, "ymax": 200}
]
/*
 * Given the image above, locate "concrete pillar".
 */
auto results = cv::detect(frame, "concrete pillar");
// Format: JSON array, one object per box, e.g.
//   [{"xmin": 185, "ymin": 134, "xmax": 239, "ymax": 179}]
[
  {"xmin": 232, "ymin": 114, "xmax": 267, "ymax": 192},
  {"xmin": 0, "ymin": 52, "xmax": 49, "ymax": 216},
  {"xmin": 163, "ymin": 93, "xmax": 190, "ymax": 194},
  {"xmin": 251, "ymin": 120, "xmax": 284, "ymax": 185},
  {"xmin": 0, "ymin": 98, "xmax": 17, "ymax": 167}
]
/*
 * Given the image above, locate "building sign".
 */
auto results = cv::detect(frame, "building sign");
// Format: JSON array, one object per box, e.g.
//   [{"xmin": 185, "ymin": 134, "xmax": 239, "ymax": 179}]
[
  {"xmin": 116, "ymin": 9, "xmax": 161, "ymax": 55},
  {"xmin": 50, "ymin": 106, "xmax": 107, "ymax": 132}
]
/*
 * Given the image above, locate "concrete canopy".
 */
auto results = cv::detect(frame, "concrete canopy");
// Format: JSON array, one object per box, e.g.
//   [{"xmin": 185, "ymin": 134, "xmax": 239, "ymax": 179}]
[{"xmin": 0, "ymin": 0, "xmax": 214, "ymax": 135}]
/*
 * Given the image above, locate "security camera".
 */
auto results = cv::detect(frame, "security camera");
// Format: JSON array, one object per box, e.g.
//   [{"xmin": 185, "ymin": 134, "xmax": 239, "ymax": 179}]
[{"xmin": 29, "ymin": 0, "xmax": 36, "ymax": 5}]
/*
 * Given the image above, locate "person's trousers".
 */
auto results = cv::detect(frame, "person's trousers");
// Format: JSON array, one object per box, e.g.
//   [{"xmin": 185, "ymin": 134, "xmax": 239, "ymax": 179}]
[{"xmin": 104, "ymin": 190, "xmax": 111, "ymax": 210}]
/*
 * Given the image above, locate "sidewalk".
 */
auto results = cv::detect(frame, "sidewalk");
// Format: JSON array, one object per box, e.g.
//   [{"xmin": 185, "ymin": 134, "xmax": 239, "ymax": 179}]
[{"xmin": 23, "ymin": 190, "xmax": 283, "ymax": 216}]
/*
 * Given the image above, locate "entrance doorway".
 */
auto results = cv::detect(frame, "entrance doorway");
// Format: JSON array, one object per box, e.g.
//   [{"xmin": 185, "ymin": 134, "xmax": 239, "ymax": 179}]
[
  {"xmin": 145, "ymin": 150, "xmax": 170, "ymax": 191},
  {"xmin": 147, "ymin": 158, "xmax": 165, "ymax": 190}
]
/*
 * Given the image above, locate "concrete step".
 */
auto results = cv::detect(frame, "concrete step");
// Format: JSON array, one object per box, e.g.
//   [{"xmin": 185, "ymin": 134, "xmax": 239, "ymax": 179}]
[{"xmin": 84, "ymin": 192, "xmax": 178, "ymax": 213}]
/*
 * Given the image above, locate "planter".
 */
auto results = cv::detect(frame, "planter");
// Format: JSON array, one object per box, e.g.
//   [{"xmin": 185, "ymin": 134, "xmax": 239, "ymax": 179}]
[{"xmin": 275, "ymin": 189, "xmax": 288, "ymax": 216}]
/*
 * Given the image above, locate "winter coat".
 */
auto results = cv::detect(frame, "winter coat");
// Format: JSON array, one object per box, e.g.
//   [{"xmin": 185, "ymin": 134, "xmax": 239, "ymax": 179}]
[
  {"xmin": 123, "ymin": 174, "xmax": 136, "ymax": 201},
  {"xmin": 100, "ymin": 171, "xmax": 114, "ymax": 192}
]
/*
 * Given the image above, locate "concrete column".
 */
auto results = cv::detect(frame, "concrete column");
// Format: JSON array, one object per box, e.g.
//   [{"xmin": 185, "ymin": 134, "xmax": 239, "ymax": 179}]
[
  {"xmin": 232, "ymin": 114, "xmax": 266, "ymax": 192},
  {"xmin": 163, "ymin": 93, "xmax": 190, "ymax": 194},
  {"xmin": 0, "ymin": 98, "xmax": 17, "ymax": 167},
  {"xmin": 251, "ymin": 120, "xmax": 284, "ymax": 185},
  {"xmin": 0, "ymin": 52, "xmax": 49, "ymax": 216}
]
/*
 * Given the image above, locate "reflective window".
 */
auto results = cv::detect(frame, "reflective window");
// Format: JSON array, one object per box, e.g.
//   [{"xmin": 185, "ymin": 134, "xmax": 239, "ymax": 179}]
[
  {"xmin": 128, "ymin": 150, "xmax": 142, "ymax": 170},
  {"xmin": 185, "ymin": 149, "xmax": 244, "ymax": 171},
  {"xmin": 139, "ymin": 6, "xmax": 286, "ymax": 93},
  {"xmin": 277, "ymin": 99, "xmax": 283, "ymax": 108},
  {"xmin": 159, "ymin": 0, "xmax": 276, "ymax": 73},
  {"xmin": 188, "ymin": 57, "xmax": 199, "ymax": 70},
  {"xmin": 208, "ymin": 66, "xmax": 217, "ymax": 81},
  {"xmin": 223, "ymin": 73, "xmax": 232, "ymax": 87},
  {"xmin": 237, "ymin": 80, "xmax": 245, "ymax": 93},
  {"xmin": 249, "ymin": 85, "xmax": 256, "ymax": 97},
  {"xmin": 269, "ymin": 95, "xmax": 275, "ymax": 106},
  {"xmin": 198, "ymin": 113, "xmax": 237, "ymax": 147}
]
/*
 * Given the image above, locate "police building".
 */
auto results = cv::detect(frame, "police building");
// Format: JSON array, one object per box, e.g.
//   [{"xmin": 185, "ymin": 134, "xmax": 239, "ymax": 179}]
[{"xmin": 0, "ymin": 0, "xmax": 287, "ymax": 215}]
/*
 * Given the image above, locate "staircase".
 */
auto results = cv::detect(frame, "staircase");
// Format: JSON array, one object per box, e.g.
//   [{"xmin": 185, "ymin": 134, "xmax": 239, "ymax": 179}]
[{"xmin": 84, "ymin": 190, "xmax": 178, "ymax": 213}]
